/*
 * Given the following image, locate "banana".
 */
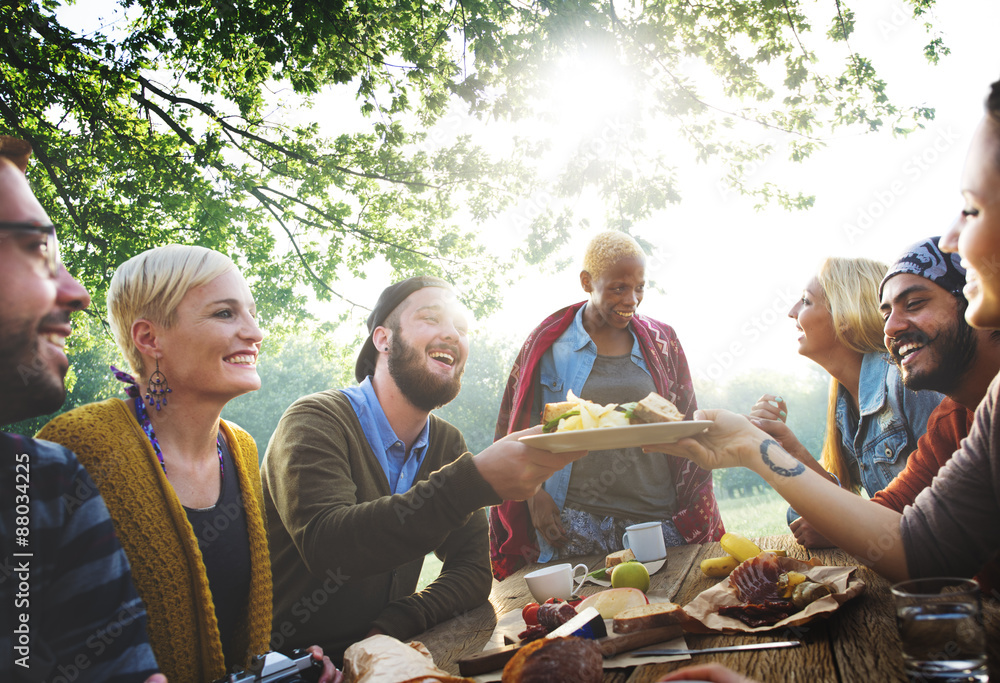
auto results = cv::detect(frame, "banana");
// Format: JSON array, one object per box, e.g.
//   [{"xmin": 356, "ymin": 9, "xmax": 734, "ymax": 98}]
[
  {"xmin": 720, "ymin": 532, "xmax": 763, "ymax": 563},
  {"xmin": 777, "ymin": 570, "xmax": 808, "ymax": 597},
  {"xmin": 700, "ymin": 555, "xmax": 739, "ymax": 577}
]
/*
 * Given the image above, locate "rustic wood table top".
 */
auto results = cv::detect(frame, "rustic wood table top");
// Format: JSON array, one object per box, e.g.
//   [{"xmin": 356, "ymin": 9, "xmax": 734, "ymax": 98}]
[{"xmin": 414, "ymin": 534, "xmax": 1000, "ymax": 682}]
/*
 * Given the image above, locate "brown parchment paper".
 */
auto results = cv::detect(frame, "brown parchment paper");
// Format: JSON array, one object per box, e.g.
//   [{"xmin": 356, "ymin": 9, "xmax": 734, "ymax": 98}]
[
  {"xmin": 682, "ymin": 557, "xmax": 866, "ymax": 633},
  {"xmin": 344, "ymin": 634, "xmax": 473, "ymax": 682}
]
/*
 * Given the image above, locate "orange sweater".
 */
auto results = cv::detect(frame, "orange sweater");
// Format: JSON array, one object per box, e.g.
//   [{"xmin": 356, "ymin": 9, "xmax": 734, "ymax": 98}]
[{"xmin": 871, "ymin": 397, "xmax": 974, "ymax": 512}]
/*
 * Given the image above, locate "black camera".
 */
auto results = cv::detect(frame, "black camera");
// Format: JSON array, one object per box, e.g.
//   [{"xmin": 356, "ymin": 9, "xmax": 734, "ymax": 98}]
[{"xmin": 213, "ymin": 649, "xmax": 322, "ymax": 683}]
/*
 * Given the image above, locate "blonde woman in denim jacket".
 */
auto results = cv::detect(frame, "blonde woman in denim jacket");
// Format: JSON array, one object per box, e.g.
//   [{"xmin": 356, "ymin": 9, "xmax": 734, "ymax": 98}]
[{"xmin": 749, "ymin": 257, "xmax": 943, "ymax": 547}]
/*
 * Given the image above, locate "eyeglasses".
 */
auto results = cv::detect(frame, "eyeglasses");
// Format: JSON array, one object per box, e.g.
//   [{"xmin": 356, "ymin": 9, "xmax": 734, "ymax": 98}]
[{"xmin": 0, "ymin": 221, "xmax": 60, "ymax": 277}]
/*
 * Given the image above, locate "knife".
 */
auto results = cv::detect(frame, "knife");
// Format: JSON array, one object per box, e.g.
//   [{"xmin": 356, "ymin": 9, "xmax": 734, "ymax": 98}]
[
  {"xmin": 456, "ymin": 620, "xmax": 685, "ymax": 676},
  {"xmin": 633, "ymin": 639, "xmax": 801, "ymax": 657}
]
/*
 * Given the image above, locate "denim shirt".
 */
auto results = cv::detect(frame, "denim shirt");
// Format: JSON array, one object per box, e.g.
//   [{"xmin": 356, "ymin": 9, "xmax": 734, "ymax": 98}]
[
  {"xmin": 341, "ymin": 377, "xmax": 430, "ymax": 495},
  {"xmin": 534, "ymin": 304, "xmax": 652, "ymax": 562},
  {"xmin": 837, "ymin": 352, "xmax": 944, "ymax": 497}
]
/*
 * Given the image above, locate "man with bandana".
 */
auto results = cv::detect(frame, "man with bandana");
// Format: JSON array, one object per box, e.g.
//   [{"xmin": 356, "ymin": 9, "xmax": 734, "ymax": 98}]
[
  {"xmin": 262, "ymin": 276, "xmax": 586, "ymax": 660},
  {"xmin": 773, "ymin": 237, "xmax": 1000, "ymax": 588}
]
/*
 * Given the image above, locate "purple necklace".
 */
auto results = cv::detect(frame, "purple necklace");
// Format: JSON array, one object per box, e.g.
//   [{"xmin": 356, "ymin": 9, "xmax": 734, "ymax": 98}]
[{"xmin": 112, "ymin": 365, "xmax": 223, "ymax": 477}]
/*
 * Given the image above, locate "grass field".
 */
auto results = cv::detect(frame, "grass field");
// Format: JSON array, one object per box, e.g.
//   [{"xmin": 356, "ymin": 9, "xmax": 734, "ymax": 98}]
[
  {"xmin": 716, "ymin": 489, "xmax": 790, "ymax": 537},
  {"xmin": 416, "ymin": 490, "xmax": 790, "ymax": 591}
]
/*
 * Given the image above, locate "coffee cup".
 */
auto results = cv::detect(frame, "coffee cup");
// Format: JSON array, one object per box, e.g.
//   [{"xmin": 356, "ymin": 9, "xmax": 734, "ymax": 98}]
[
  {"xmin": 622, "ymin": 521, "xmax": 666, "ymax": 563},
  {"xmin": 524, "ymin": 562, "xmax": 588, "ymax": 602}
]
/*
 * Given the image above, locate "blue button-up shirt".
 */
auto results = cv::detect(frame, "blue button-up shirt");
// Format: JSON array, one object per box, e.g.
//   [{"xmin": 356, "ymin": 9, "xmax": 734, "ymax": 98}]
[
  {"xmin": 534, "ymin": 304, "xmax": 652, "ymax": 562},
  {"xmin": 342, "ymin": 377, "xmax": 430, "ymax": 494}
]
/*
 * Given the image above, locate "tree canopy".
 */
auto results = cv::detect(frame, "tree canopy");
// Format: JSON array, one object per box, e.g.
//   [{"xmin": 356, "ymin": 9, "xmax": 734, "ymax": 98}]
[{"xmin": 2, "ymin": 0, "xmax": 943, "ymax": 326}]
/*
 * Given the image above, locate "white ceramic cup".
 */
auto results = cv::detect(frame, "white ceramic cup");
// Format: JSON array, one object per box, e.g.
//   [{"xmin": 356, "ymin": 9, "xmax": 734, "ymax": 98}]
[
  {"xmin": 524, "ymin": 562, "xmax": 589, "ymax": 602},
  {"xmin": 622, "ymin": 521, "xmax": 667, "ymax": 562}
]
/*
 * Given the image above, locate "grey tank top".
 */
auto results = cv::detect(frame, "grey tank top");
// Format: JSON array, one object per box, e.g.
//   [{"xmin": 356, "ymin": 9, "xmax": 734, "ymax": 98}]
[{"xmin": 565, "ymin": 353, "xmax": 678, "ymax": 519}]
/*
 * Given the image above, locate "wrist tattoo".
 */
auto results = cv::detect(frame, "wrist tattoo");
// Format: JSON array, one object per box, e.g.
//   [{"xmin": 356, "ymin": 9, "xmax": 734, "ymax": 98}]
[{"xmin": 760, "ymin": 438, "xmax": 804, "ymax": 477}]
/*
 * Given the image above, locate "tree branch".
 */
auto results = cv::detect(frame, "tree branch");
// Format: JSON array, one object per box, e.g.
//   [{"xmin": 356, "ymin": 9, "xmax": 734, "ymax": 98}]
[
  {"xmin": 133, "ymin": 75, "xmax": 441, "ymax": 189},
  {"xmin": 130, "ymin": 90, "xmax": 198, "ymax": 146},
  {"xmin": 254, "ymin": 184, "xmax": 464, "ymax": 264},
  {"xmin": 248, "ymin": 186, "xmax": 369, "ymax": 309}
]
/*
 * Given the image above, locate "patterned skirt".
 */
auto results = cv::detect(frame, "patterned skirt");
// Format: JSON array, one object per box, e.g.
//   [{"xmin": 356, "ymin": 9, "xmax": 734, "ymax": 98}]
[{"xmin": 550, "ymin": 506, "xmax": 684, "ymax": 559}]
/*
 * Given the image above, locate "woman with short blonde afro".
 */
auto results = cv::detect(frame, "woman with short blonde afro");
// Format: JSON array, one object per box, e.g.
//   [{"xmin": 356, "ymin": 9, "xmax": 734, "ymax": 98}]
[
  {"xmin": 581, "ymin": 231, "xmax": 646, "ymax": 281},
  {"xmin": 489, "ymin": 230, "xmax": 724, "ymax": 579}
]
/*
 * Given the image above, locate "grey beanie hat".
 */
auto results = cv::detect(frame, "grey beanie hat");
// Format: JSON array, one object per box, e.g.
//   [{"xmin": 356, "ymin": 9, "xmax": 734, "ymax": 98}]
[{"xmin": 354, "ymin": 276, "xmax": 455, "ymax": 383}]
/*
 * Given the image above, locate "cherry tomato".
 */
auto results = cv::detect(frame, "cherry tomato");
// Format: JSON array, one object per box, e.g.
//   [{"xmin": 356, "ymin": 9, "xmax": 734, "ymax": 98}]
[
  {"xmin": 567, "ymin": 597, "xmax": 583, "ymax": 608},
  {"xmin": 521, "ymin": 602, "xmax": 540, "ymax": 625},
  {"xmin": 544, "ymin": 597, "xmax": 561, "ymax": 604}
]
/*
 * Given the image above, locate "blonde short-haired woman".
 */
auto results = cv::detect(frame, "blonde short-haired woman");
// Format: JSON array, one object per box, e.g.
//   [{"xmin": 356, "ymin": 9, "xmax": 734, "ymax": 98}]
[
  {"xmin": 37, "ymin": 245, "xmax": 336, "ymax": 683},
  {"xmin": 750, "ymin": 256, "xmax": 943, "ymax": 547}
]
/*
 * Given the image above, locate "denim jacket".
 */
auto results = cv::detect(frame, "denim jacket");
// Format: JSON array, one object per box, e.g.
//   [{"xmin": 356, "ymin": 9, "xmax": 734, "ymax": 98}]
[
  {"xmin": 533, "ymin": 305, "xmax": 652, "ymax": 562},
  {"xmin": 837, "ymin": 352, "xmax": 944, "ymax": 497}
]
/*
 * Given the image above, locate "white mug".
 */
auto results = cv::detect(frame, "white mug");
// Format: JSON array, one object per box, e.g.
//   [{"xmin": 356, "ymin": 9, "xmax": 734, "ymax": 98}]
[
  {"xmin": 622, "ymin": 521, "xmax": 667, "ymax": 562},
  {"xmin": 524, "ymin": 562, "xmax": 588, "ymax": 602}
]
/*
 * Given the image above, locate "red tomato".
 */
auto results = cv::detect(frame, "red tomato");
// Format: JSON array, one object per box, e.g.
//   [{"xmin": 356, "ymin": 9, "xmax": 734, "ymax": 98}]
[{"xmin": 521, "ymin": 602, "xmax": 540, "ymax": 625}]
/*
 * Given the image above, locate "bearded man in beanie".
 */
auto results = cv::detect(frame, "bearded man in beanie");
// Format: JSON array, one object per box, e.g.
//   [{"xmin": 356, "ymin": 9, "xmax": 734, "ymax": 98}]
[{"xmin": 262, "ymin": 277, "xmax": 586, "ymax": 659}]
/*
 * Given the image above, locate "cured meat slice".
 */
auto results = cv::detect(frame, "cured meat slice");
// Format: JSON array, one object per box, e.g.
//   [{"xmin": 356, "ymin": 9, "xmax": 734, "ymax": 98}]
[
  {"xmin": 729, "ymin": 552, "xmax": 786, "ymax": 603},
  {"xmin": 718, "ymin": 602, "xmax": 798, "ymax": 628}
]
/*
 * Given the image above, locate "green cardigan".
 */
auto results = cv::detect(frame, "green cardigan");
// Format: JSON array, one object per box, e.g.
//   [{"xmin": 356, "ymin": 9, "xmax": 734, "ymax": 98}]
[
  {"xmin": 262, "ymin": 389, "xmax": 500, "ymax": 659},
  {"xmin": 37, "ymin": 399, "xmax": 272, "ymax": 683}
]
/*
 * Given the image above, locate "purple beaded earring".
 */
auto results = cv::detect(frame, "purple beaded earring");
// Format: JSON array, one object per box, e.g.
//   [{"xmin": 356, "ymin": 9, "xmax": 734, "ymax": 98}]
[{"xmin": 145, "ymin": 358, "xmax": 171, "ymax": 411}]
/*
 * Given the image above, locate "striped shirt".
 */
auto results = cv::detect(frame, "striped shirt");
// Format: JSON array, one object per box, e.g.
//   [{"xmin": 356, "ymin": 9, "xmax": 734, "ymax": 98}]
[{"xmin": 0, "ymin": 432, "xmax": 159, "ymax": 681}]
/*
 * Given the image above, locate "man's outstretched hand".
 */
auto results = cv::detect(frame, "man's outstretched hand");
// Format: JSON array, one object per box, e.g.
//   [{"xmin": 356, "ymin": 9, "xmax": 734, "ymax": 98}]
[{"xmin": 474, "ymin": 426, "xmax": 586, "ymax": 500}]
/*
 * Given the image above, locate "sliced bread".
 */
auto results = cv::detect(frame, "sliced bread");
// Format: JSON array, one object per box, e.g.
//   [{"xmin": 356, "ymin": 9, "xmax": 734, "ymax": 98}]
[
  {"xmin": 605, "ymin": 549, "xmax": 636, "ymax": 569},
  {"xmin": 612, "ymin": 602, "xmax": 688, "ymax": 634}
]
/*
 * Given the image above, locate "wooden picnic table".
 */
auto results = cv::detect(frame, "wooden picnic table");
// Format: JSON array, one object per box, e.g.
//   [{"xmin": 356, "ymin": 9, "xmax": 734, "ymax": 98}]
[{"xmin": 414, "ymin": 534, "xmax": 1000, "ymax": 681}]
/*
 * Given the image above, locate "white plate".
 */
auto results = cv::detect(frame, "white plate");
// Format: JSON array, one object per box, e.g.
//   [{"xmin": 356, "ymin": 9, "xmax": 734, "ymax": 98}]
[
  {"xmin": 586, "ymin": 558, "xmax": 667, "ymax": 586},
  {"xmin": 520, "ymin": 421, "xmax": 711, "ymax": 453}
]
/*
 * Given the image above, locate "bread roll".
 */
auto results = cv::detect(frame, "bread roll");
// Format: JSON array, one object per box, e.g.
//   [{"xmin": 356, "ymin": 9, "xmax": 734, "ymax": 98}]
[{"xmin": 501, "ymin": 637, "xmax": 602, "ymax": 683}]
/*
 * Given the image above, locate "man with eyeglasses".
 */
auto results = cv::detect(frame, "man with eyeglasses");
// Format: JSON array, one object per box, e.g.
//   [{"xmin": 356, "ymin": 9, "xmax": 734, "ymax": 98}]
[{"xmin": 0, "ymin": 139, "xmax": 165, "ymax": 682}]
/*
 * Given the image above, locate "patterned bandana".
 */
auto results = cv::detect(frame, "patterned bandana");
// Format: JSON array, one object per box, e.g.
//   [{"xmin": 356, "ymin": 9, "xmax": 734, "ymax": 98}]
[{"xmin": 878, "ymin": 236, "xmax": 967, "ymax": 301}]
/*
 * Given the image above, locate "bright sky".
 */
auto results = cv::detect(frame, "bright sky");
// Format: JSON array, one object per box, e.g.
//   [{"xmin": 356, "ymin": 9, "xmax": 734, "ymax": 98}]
[
  {"xmin": 471, "ymin": 1, "xmax": 1000, "ymax": 387},
  {"xmin": 57, "ymin": 1, "xmax": 1000, "ymax": 388}
]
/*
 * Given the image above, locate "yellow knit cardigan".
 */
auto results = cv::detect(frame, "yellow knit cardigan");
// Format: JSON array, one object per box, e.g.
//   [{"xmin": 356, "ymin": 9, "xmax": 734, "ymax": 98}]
[{"xmin": 37, "ymin": 398, "xmax": 272, "ymax": 683}]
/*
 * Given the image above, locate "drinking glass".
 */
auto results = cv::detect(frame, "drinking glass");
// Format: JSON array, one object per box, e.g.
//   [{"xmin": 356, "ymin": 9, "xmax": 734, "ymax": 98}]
[{"xmin": 891, "ymin": 577, "xmax": 988, "ymax": 682}]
